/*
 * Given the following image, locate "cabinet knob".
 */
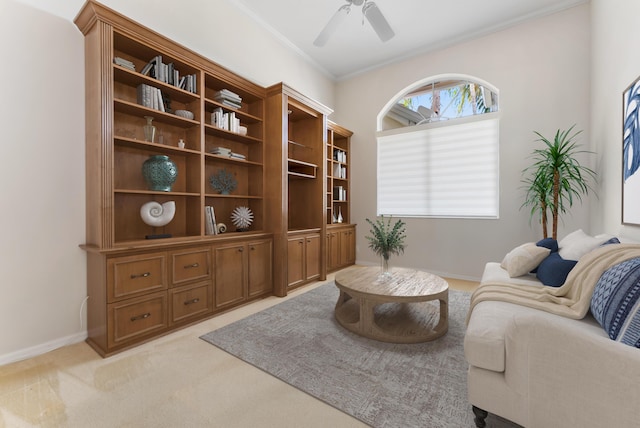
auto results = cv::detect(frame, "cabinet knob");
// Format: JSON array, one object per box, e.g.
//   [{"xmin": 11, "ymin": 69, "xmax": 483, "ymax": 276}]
[
  {"xmin": 130, "ymin": 312, "xmax": 151, "ymax": 322},
  {"xmin": 250, "ymin": 246, "xmax": 255, "ymax": 251},
  {"xmin": 238, "ymin": 247, "xmax": 244, "ymax": 252},
  {"xmin": 130, "ymin": 272, "xmax": 151, "ymax": 279},
  {"xmin": 184, "ymin": 263, "xmax": 199, "ymax": 269}
]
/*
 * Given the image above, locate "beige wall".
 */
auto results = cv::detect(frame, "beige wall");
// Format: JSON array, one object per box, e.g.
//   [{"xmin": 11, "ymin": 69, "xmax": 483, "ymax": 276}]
[
  {"xmin": 334, "ymin": 5, "xmax": 592, "ymax": 279},
  {"xmin": 590, "ymin": 0, "xmax": 640, "ymax": 241}
]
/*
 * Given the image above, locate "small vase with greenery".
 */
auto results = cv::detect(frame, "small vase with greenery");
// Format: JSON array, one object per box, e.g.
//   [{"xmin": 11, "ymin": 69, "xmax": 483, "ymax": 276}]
[
  {"xmin": 521, "ymin": 125, "xmax": 596, "ymax": 240},
  {"xmin": 365, "ymin": 216, "xmax": 407, "ymax": 276}
]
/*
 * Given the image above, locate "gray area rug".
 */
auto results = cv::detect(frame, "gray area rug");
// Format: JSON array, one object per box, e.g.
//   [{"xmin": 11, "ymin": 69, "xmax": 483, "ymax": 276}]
[{"xmin": 201, "ymin": 283, "xmax": 520, "ymax": 428}]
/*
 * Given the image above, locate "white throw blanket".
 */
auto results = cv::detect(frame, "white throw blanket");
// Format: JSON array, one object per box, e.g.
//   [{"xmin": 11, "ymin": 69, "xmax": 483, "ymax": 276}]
[{"xmin": 466, "ymin": 243, "xmax": 640, "ymax": 324}]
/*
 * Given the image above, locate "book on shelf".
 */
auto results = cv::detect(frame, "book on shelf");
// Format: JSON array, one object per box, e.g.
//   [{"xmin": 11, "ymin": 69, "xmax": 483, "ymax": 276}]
[
  {"xmin": 333, "ymin": 149, "xmax": 347, "ymax": 163},
  {"xmin": 113, "ymin": 57, "xmax": 135, "ymax": 71},
  {"xmin": 142, "ymin": 55, "xmax": 196, "ymax": 94},
  {"xmin": 141, "ymin": 55, "xmax": 160, "ymax": 76},
  {"xmin": 211, "ymin": 146, "xmax": 232, "ymax": 156},
  {"xmin": 213, "ymin": 89, "xmax": 242, "ymax": 109},
  {"xmin": 211, "ymin": 108, "xmax": 241, "ymax": 133},
  {"xmin": 137, "ymin": 84, "xmax": 169, "ymax": 112},
  {"xmin": 333, "ymin": 186, "xmax": 347, "ymax": 201},
  {"xmin": 205, "ymin": 206, "xmax": 218, "ymax": 235}
]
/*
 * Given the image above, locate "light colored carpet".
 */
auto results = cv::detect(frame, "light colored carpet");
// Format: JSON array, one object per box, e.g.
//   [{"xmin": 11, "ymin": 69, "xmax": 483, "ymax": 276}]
[{"xmin": 201, "ymin": 283, "xmax": 520, "ymax": 428}]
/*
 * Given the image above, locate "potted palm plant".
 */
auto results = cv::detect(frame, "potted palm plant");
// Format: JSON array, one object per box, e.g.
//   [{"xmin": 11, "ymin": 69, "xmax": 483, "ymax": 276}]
[
  {"xmin": 365, "ymin": 216, "xmax": 407, "ymax": 275},
  {"xmin": 521, "ymin": 125, "xmax": 596, "ymax": 239}
]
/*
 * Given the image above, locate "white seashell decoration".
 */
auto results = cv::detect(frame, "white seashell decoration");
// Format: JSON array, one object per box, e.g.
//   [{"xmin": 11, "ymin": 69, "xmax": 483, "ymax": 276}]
[
  {"xmin": 230, "ymin": 206, "xmax": 253, "ymax": 231},
  {"xmin": 216, "ymin": 223, "xmax": 227, "ymax": 234},
  {"xmin": 140, "ymin": 201, "xmax": 176, "ymax": 227}
]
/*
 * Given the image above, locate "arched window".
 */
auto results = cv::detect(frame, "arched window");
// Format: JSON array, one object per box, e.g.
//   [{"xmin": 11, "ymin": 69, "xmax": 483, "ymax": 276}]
[{"xmin": 376, "ymin": 74, "xmax": 500, "ymax": 218}]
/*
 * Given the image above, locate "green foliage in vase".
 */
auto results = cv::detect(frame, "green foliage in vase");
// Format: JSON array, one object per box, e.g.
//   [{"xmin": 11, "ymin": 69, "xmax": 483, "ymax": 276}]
[
  {"xmin": 365, "ymin": 216, "xmax": 407, "ymax": 261},
  {"xmin": 209, "ymin": 168, "xmax": 237, "ymax": 195}
]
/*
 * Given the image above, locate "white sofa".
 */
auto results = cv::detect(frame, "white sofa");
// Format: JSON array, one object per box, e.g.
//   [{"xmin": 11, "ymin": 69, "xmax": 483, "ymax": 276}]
[{"xmin": 464, "ymin": 261, "xmax": 640, "ymax": 428}]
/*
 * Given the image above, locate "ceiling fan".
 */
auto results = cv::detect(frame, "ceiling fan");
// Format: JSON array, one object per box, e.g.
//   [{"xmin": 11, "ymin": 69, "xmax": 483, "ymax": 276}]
[{"xmin": 313, "ymin": 0, "xmax": 395, "ymax": 47}]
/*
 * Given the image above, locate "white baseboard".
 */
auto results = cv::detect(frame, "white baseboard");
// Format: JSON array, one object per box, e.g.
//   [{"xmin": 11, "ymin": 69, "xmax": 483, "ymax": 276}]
[{"xmin": 0, "ymin": 331, "xmax": 88, "ymax": 366}]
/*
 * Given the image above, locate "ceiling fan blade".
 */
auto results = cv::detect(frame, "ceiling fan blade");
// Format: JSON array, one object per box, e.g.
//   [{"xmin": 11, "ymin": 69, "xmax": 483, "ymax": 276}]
[
  {"xmin": 314, "ymin": 4, "xmax": 351, "ymax": 47},
  {"xmin": 363, "ymin": 1, "xmax": 394, "ymax": 42}
]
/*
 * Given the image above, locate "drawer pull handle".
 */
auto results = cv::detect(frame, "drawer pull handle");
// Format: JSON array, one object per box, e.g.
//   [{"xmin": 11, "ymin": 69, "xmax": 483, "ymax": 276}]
[
  {"xmin": 130, "ymin": 272, "xmax": 151, "ymax": 279},
  {"xmin": 130, "ymin": 312, "xmax": 151, "ymax": 322},
  {"xmin": 238, "ymin": 247, "xmax": 244, "ymax": 252},
  {"xmin": 184, "ymin": 263, "xmax": 199, "ymax": 269},
  {"xmin": 184, "ymin": 298, "xmax": 200, "ymax": 305}
]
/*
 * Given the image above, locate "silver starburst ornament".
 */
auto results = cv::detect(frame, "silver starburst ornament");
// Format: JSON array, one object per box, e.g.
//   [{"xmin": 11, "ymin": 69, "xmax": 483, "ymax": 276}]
[{"xmin": 231, "ymin": 206, "xmax": 253, "ymax": 231}]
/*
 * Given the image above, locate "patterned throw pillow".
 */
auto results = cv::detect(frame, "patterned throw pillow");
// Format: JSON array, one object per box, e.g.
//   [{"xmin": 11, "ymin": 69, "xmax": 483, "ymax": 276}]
[{"xmin": 590, "ymin": 258, "xmax": 640, "ymax": 348}]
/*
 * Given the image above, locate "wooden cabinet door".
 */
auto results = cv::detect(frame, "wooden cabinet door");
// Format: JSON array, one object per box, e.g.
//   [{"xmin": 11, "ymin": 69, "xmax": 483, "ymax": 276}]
[
  {"xmin": 287, "ymin": 237, "xmax": 305, "ymax": 288},
  {"xmin": 340, "ymin": 228, "xmax": 355, "ymax": 266},
  {"xmin": 214, "ymin": 243, "xmax": 247, "ymax": 309},
  {"xmin": 327, "ymin": 231, "xmax": 339, "ymax": 271},
  {"xmin": 248, "ymin": 240, "xmax": 273, "ymax": 297},
  {"xmin": 305, "ymin": 233, "xmax": 321, "ymax": 280}
]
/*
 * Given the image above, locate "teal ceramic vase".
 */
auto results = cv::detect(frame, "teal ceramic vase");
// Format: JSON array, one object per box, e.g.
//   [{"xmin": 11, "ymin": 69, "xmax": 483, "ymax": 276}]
[{"xmin": 142, "ymin": 155, "xmax": 177, "ymax": 192}]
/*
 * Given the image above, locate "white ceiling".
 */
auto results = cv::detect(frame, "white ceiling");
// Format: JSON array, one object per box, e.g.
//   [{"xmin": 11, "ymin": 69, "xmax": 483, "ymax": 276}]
[{"xmin": 229, "ymin": 0, "xmax": 587, "ymax": 80}]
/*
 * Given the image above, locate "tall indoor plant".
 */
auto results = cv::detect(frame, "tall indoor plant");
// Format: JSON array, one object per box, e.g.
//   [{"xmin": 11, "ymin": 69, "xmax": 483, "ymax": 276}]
[
  {"xmin": 521, "ymin": 125, "xmax": 596, "ymax": 239},
  {"xmin": 365, "ymin": 216, "xmax": 407, "ymax": 275}
]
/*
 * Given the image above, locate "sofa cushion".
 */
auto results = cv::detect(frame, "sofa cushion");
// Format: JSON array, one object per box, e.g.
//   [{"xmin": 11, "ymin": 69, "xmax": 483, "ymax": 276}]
[
  {"xmin": 536, "ymin": 237, "xmax": 559, "ymax": 253},
  {"xmin": 559, "ymin": 229, "xmax": 607, "ymax": 261},
  {"xmin": 590, "ymin": 257, "xmax": 640, "ymax": 348},
  {"xmin": 500, "ymin": 243, "xmax": 550, "ymax": 277},
  {"xmin": 481, "ymin": 262, "xmax": 542, "ymax": 286},
  {"xmin": 536, "ymin": 252, "xmax": 578, "ymax": 287}
]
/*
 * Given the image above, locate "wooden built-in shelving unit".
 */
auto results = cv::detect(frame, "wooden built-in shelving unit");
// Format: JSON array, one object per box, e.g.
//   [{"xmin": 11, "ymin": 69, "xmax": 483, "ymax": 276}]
[{"xmin": 75, "ymin": 0, "xmax": 355, "ymax": 357}]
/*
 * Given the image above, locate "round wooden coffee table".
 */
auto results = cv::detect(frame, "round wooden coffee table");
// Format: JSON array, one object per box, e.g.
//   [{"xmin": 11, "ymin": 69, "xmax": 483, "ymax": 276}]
[{"xmin": 334, "ymin": 266, "xmax": 448, "ymax": 343}]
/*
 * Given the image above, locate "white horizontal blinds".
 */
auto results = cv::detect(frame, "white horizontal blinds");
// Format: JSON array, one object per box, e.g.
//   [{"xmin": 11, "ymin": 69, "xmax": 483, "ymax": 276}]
[{"xmin": 377, "ymin": 117, "xmax": 499, "ymax": 218}]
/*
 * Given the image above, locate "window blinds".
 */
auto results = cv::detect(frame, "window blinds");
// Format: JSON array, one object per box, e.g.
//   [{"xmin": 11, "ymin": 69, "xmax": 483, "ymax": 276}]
[{"xmin": 376, "ymin": 116, "xmax": 499, "ymax": 218}]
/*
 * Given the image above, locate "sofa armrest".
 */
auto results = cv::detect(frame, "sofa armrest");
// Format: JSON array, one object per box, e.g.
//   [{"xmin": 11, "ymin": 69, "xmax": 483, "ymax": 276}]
[{"xmin": 509, "ymin": 313, "xmax": 640, "ymax": 428}]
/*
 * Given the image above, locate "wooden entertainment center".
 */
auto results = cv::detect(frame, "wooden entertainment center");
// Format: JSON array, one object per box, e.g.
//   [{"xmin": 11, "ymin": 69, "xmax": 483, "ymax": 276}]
[{"xmin": 74, "ymin": 1, "xmax": 355, "ymax": 357}]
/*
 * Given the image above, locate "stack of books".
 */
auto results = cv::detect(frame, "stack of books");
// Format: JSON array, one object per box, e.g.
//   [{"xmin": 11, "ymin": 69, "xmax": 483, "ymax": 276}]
[
  {"xmin": 113, "ymin": 57, "xmax": 135, "ymax": 71},
  {"xmin": 137, "ymin": 84, "xmax": 167, "ymax": 112},
  {"xmin": 141, "ymin": 55, "xmax": 197, "ymax": 94},
  {"xmin": 211, "ymin": 147, "xmax": 231, "ymax": 156},
  {"xmin": 211, "ymin": 108, "xmax": 241, "ymax": 133},
  {"xmin": 204, "ymin": 206, "xmax": 218, "ymax": 235},
  {"xmin": 333, "ymin": 186, "xmax": 347, "ymax": 201},
  {"xmin": 333, "ymin": 149, "xmax": 347, "ymax": 163},
  {"xmin": 230, "ymin": 152, "xmax": 246, "ymax": 160},
  {"xmin": 213, "ymin": 89, "xmax": 242, "ymax": 109}
]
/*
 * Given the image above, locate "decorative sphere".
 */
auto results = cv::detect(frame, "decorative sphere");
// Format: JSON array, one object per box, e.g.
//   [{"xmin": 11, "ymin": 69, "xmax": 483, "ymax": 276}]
[{"xmin": 231, "ymin": 206, "xmax": 253, "ymax": 231}]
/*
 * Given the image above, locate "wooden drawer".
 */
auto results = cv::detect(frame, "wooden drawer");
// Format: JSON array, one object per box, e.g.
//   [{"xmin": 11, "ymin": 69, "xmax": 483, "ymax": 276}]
[
  {"xmin": 171, "ymin": 248, "xmax": 211, "ymax": 286},
  {"xmin": 107, "ymin": 253, "xmax": 166, "ymax": 302},
  {"xmin": 170, "ymin": 282, "xmax": 212, "ymax": 324},
  {"xmin": 108, "ymin": 292, "xmax": 167, "ymax": 347}
]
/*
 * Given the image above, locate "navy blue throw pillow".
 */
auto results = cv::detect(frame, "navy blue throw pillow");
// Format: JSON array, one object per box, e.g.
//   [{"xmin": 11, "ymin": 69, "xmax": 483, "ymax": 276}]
[
  {"xmin": 536, "ymin": 238, "xmax": 559, "ymax": 253},
  {"xmin": 536, "ymin": 252, "xmax": 578, "ymax": 287},
  {"xmin": 530, "ymin": 238, "xmax": 559, "ymax": 273},
  {"xmin": 600, "ymin": 237, "xmax": 621, "ymax": 246}
]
